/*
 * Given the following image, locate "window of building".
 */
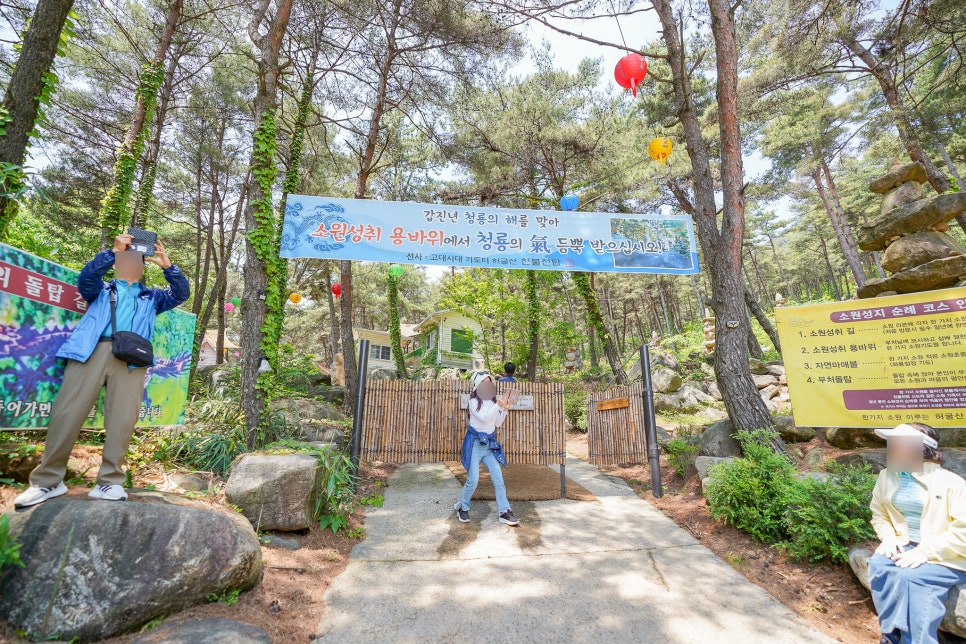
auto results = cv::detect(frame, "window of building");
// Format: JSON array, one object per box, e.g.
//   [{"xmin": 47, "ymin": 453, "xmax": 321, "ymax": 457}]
[{"xmin": 370, "ymin": 344, "xmax": 391, "ymax": 361}]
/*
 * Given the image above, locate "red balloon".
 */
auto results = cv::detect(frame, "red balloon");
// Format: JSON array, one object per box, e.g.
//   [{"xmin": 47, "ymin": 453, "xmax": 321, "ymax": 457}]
[
  {"xmin": 332, "ymin": 283, "xmax": 341, "ymax": 298},
  {"xmin": 614, "ymin": 54, "xmax": 648, "ymax": 97}
]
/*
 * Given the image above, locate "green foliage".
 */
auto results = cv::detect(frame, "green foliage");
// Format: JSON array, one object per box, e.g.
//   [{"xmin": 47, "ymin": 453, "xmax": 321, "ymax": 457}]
[
  {"xmin": 563, "ymin": 381, "xmax": 588, "ymax": 432},
  {"xmin": 387, "ymin": 274, "xmax": 408, "ymax": 377},
  {"xmin": 705, "ymin": 429, "xmax": 797, "ymax": 543},
  {"xmin": 99, "ymin": 60, "xmax": 167, "ymax": 238},
  {"xmin": 781, "ymin": 462, "xmax": 877, "ymax": 564},
  {"xmin": 205, "ymin": 588, "xmax": 240, "ymax": 606},
  {"xmin": 706, "ymin": 430, "xmax": 877, "ymax": 563},
  {"xmin": 661, "ymin": 437, "xmax": 699, "ymax": 478},
  {"xmin": 151, "ymin": 399, "xmax": 248, "ymax": 474},
  {"xmin": 0, "ymin": 514, "xmax": 25, "ymax": 572},
  {"xmin": 357, "ymin": 493, "xmax": 384, "ymax": 507}
]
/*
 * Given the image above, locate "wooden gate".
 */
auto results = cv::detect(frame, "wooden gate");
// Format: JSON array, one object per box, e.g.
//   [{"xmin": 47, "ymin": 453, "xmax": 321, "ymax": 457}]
[
  {"xmin": 586, "ymin": 384, "xmax": 651, "ymax": 465},
  {"xmin": 361, "ymin": 380, "xmax": 565, "ymax": 465}
]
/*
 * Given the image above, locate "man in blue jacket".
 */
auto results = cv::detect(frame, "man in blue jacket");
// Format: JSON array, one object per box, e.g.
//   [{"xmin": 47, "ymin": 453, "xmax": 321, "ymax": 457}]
[{"xmin": 14, "ymin": 233, "xmax": 190, "ymax": 507}]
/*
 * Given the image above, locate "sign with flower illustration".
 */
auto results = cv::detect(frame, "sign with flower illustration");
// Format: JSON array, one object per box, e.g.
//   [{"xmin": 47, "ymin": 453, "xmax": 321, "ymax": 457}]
[{"xmin": 0, "ymin": 243, "xmax": 194, "ymax": 429}]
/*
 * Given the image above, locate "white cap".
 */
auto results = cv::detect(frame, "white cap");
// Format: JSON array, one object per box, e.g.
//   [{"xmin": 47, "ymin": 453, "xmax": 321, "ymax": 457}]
[
  {"xmin": 470, "ymin": 371, "xmax": 493, "ymax": 392},
  {"xmin": 874, "ymin": 424, "xmax": 938, "ymax": 449}
]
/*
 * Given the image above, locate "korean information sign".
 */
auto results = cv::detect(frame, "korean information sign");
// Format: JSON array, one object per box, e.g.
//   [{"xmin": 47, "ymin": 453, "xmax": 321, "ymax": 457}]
[
  {"xmin": 775, "ymin": 288, "xmax": 966, "ymax": 428},
  {"xmin": 0, "ymin": 243, "xmax": 195, "ymax": 429},
  {"xmin": 280, "ymin": 196, "xmax": 700, "ymax": 274}
]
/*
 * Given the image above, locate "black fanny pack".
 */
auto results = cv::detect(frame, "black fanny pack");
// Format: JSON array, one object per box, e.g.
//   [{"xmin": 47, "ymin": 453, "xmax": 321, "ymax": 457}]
[{"xmin": 110, "ymin": 287, "xmax": 154, "ymax": 368}]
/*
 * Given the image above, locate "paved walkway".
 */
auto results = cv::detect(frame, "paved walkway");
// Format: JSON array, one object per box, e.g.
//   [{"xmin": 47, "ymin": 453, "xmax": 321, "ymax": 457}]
[{"xmin": 316, "ymin": 458, "xmax": 834, "ymax": 643}]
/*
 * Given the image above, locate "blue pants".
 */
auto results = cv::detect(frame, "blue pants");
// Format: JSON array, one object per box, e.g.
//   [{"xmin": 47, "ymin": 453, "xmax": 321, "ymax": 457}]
[
  {"xmin": 869, "ymin": 550, "xmax": 966, "ymax": 644},
  {"xmin": 457, "ymin": 439, "xmax": 510, "ymax": 513}
]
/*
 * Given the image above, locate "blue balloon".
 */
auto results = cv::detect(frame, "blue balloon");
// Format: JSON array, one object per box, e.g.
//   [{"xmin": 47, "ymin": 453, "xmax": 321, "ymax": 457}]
[{"xmin": 560, "ymin": 194, "xmax": 579, "ymax": 211}]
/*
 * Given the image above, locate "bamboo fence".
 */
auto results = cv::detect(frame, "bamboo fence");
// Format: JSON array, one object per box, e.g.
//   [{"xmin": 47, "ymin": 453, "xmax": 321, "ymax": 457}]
[
  {"xmin": 586, "ymin": 384, "xmax": 650, "ymax": 465},
  {"xmin": 361, "ymin": 380, "xmax": 565, "ymax": 465}
]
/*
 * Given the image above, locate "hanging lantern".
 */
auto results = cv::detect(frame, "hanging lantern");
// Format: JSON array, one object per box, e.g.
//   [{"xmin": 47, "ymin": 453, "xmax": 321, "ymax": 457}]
[
  {"xmin": 388, "ymin": 264, "xmax": 404, "ymax": 278},
  {"xmin": 224, "ymin": 302, "xmax": 235, "ymax": 312},
  {"xmin": 648, "ymin": 137, "xmax": 673, "ymax": 164},
  {"xmin": 289, "ymin": 292, "xmax": 302, "ymax": 304},
  {"xmin": 230, "ymin": 297, "xmax": 240, "ymax": 307},
  {"xmin": 331, "ymin": 283, "xmax": 342, "ymax": 298},
  {"xmin": 614, "ymin": 54, "xmax": 648, "ymax": 97},
  {"xmin": 559, "ymin": 194, "xmax": 579, "ymax": 211}
]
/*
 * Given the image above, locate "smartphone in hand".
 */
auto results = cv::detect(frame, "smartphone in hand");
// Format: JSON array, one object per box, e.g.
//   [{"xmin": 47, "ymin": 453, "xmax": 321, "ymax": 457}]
[{"xmin": 127, "ymin": 227, "xmax": 158, "ymax": 256}]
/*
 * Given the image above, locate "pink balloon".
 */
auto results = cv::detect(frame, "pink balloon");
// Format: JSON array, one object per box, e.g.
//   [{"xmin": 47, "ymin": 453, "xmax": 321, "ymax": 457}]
[
  {"xmin": 224, "ymin": 302, "xmax": 235, "ymax": 312},
  {"xmin": 234, "ymin": 352, "xmax": 240, "ymax": 357}
]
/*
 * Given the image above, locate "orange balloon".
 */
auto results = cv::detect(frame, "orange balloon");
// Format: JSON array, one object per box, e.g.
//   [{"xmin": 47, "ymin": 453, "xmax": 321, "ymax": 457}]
[{"xmin": 648, "ymin": 137, "xmax": 673, "ymax": 164}]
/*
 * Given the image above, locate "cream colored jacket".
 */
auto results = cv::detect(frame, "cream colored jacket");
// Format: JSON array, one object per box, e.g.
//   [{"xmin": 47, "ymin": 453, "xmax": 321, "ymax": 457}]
[{"xmin": 870, "ymin": 462, "xmax": 966, "ymax": 571}]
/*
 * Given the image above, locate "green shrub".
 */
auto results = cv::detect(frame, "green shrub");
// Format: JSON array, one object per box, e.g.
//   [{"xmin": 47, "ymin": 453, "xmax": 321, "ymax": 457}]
[
  {"xmin": 563, "ymin": 382, "xmax": 588, "ymax": 432},
  {"xmin": 661, "ymin": 437, "xmax": 698, "ymax": 478},
  {"xmin": 781, "ymin": 462, "xmax": 877, "ymax": 564},
  {"xmin": 0, "ymin": 514, "xmax": 24, "ymax": 572},
  {"xmin": 705, "ymin": 429, "xmax": 797, "ymax": 543}
]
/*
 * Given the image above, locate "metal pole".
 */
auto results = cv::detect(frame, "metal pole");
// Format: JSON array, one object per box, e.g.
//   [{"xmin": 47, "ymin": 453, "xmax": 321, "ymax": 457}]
[
  {"xmin": 640, "ymin": 344, "xmax": 663, "ymax": 498},
  {"xmin": 350, "ymin": 339, "xmax": 370, "ymax": 487},
  {"xmin": 560, "ymin": 458, "xmax": 567, "ymax": 499}
]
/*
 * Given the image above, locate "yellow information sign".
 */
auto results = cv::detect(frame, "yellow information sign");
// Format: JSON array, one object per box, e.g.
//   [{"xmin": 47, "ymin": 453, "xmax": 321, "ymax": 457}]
[{"xmin": 774, "ymin": 287, "xmax": 966, "ymax": 428}]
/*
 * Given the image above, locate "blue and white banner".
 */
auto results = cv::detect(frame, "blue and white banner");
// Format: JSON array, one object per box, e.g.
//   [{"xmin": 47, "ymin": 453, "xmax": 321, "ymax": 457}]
[{"xmin": 280, "ymin": 196, "xmax": 700, "ymax": 274}]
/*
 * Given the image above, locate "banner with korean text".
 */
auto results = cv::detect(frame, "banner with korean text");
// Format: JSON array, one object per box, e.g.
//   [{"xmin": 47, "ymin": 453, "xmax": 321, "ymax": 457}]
[
  {"xmin": 280, "ymin": 196, "xmax": 700, "ymax": 274},
  {"xmin": 775, "ymin": 287, "xmax": 966, "ymax": 428},
  {"xmin": 0, "ymin": 243, "xmax": 195, "ymax": 429}
]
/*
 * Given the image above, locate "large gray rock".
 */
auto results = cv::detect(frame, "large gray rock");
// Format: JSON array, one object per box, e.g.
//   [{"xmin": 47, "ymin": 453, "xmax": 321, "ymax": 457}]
[
  {"xmin": 225, "ymin": 453, "xmax": 320, "ymax": 531},
  {"xmin": 367, "ymin": 367, "xmax": 397, "ymax": 380},
  {"xmin": 848, "ymin": 546, "xmax": 966, "ymax": 638},
  {"xmin": 651, "ymin": 366, "xmax": 683, "ymax": 393},
  {"xmin": 752, "ymin": 374, "xmax": 779, "ymax": 389},
  {"xmin": 0, "ymin": 497, "xmax": 262, "ymax": 642},
  {"xmin": 856, "ymin": 254, "xmax": 966, "ymax": 298},
  {"xmin": 699, "ymin": 419, "xmax": 741, "ymax": 458},
  {"xmin": 748, "ymin": 358, "xmax": 770, "ymax": 375},
  {"xmin": 695, "ymin": 455, "xmax": 735, "ymax": 481},
  {"xmin": 654, "ymin": 385, "xmax": 714, "ymax": 413},
  {"xmin": 132, "ymin": 618, "xmax": 271, "ymax": 643},
  {"xmin": 270, "ymin": 397, "xmax": 345, "ymax": 429},
  {"xmin": 836, "ymin": 448, "xmax": 966, "ymax": 479},
  {"xmin": 858, "ymin": 193, "xmax": 966, "ymax": 251},
  {"xmin": 774, "ymin": 416, "xmax": 816, "ymax": 443},
  {"xmin": 826, "ymin": 427, "xmax": 886, "ymax": 450},
  {"xmin": 881, "ymin": 230, "xmax": 965, "ymax": 273},
  {"xmin": 869, "ymin": 161, "xmax": 929, "ymax": 194},
  {"xmin": 881, "ymin": 180, "xmax": 924, "ymax": 215},
  {"xmin": 803, "ymin": 447, "xmax": 825, "ymax": 469}
]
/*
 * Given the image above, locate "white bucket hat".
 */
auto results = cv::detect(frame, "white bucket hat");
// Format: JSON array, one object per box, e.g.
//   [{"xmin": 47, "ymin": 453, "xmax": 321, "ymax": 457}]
[
  {"xmin": 471, "ymin": 371, "xmax": 493, "ymax": 392},
  {"xmin": 874, "ymin": 423, "xmax": 938, "ymax": 449}
]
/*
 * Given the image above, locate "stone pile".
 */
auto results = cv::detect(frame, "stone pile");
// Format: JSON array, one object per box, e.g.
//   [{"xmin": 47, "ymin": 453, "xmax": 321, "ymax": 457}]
[{"xmin": 856, "ymin": 161, "xmax": 966, "ymax": 298}]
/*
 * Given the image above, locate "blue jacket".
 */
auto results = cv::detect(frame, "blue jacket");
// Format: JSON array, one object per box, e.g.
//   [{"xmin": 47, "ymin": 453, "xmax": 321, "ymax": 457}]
[
  {"xmin": 461, "ymin": 426, "xmax": 508, "ymax": 471},
  {"xmin": 57, "ymin": 250, "xmax": 190, "ymax": 365}
]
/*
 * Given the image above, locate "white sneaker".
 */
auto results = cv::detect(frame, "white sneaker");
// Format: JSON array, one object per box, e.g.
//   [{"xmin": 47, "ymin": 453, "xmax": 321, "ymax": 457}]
[
  {"xmin": 89, "ymin": 484, "xmax": 128, "ymax": 501},
  {"xmin": 14, "ymin": 482, "xmax": 68, "ymax": 508}
]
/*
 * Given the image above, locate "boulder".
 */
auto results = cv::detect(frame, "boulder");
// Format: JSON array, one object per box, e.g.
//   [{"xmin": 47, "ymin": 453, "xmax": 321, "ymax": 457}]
[
  {"xmin": 367, "ymin": 367, "xmax": 397, "ymax": 380},
  {"xmin": 774, "ymin": 416, "xmax": 816, "ymax": 443},
  {"xmin": 848, "ymin": 546, "xmax": 966, "ymax": 638},
  {"xmin": 132, "ymin": 618, "xmax": 271, "ymax": 643},
  {"xmin": 798, "ymin": 471, "xmax": 829, "ymax": 483},
  {"xmin": 836, "ymin": 448, "xmax": 966, "ymax": 479},
  {"xmin": 0, "ymin": 497, "xmax": 261, "ymax": 642},
  {"xmin": 857, "ymin": 253, "xmax": 966, "ymax": 298},
  {"xmin": 651, "ymin": 366, "xmax": 683, "ymax": 393},
  {"xmin": 654, "ymin": 385, "xmax": 714, "ymax": 413},
  {"xmin": 697, "ymin": 407, "xmax": 729, "ymax": 422},
  {"xmin": 869, "ymin": 161, "xmax": 929, "ymax": 194},
  {"xmin": 752, "ymin": 374, "xmax": 779, "ymax": 389},
  {"xmin": 760, "ymin": 384, "xmax": 781, "ymax": 400},
  {"xmin": 270, "ymin": 397, "xmax": 345, "ymax": 427},
  {"xmin": 766, "ymin": 364, "xmax": 786, "ymax": 377},
  {"xmin": 881, "ymin": 180, "xmax": 925, "ymax": 215},
  {"xmin": 858, "ymin": 193, "xmax": 966, "ymax": 251},
  {"xmin": 803, "ymin": 447, "xmax": 825, "ymax": 469},
  {"xmin": 881, "ymin": 230, "xmax": 966, "ymax": 274},
  {"xmin": 651, "ymin": 350, "xmax": 680, "ymax": 372},
  {"xmin": 699, "ymin": 419, "xmax": 741, "ymax": 458},
  {"xmin": 825, "ymin": 428, "xmax": 886, "ymax": 450},
  {"xmin": 749, "ymin": 358, "xmax": 770, "ymax": 375},
  {"xmin": 225, "ymin": 453, "xmax": 320, "ymax": 531},
  {"xmin": 436, "ymin": 368, "xmax": 462, "ymax": 380},
  {"xmin": 316, "ymin": 386, "xmax": 346, "ymax": 406},
  {"xmin": 702, "ymin": 380, "xmax": 722, "ymax": 400},
  {"xmin": 168, "ymin": 472, "xmax": 212, "ymax": 492},
  {"xmin": 695, "ymin": 455, "xmax": 735, "ymax": 481}
]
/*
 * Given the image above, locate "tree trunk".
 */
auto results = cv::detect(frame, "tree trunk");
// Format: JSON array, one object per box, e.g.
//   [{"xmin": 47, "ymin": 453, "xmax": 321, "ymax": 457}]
[
  {"xmin": 0, "ymin": 0, "xmax": 75, "ymax": 237},
  {"xmin": 690, "ymin": 273, "xmax": 706, "ymax": 318},
  {"xmin": 525, "ymin": 269, "xmax": 540, "ymax": 380},
  {"xmin": 815, "ymin": 231, "xmax": 842, "ymax": 299},
  {"xmin": 766, "ymin": 233, "xmax": 792, "ymax": 297},
  {"xmin": 240, "ymin": 0, "xmax": 293, "ymax": 448},
  {"xmin": 810, "ymin": 157, "xmax": 866, "ymax": 286},
  {"xmin": 324, "ymin": 266, "xmax": 340, "ymax": 363},
  {"xmin": 98, "ymin": 0, "xmax": 183, "ymax": 246},
  {"xmin": 572, "ymin": 271, "xmax": 628, "ymax": 383},
  {"xmin": 745, "ymin": 288, "xmax": 782, "ymax": 354}
]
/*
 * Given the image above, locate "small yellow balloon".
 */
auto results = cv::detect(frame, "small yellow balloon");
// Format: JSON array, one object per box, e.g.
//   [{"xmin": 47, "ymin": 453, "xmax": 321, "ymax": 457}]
[
  {"xmin": 648, "ymin": 137, "xmax": 673, "ymax": 165},
  {"xmin": 289, "ymin": 292, "xmax": 302, "ymax": 304}
]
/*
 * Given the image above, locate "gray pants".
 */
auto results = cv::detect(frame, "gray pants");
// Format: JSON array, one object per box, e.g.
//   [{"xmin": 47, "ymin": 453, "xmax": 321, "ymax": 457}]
[{"xmin": 30, "ymin": 341, "xmax": 147, "ymax": 488}]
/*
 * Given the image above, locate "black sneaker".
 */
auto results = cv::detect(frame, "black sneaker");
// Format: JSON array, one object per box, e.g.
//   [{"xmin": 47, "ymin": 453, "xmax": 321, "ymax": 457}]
[
  {"xmin": 499, "ymin": 509, "xmax": 519, "ymax": 526},
  {"xmin": 454, "ymin": 504, "xmax": 470, "ymax": 523}
]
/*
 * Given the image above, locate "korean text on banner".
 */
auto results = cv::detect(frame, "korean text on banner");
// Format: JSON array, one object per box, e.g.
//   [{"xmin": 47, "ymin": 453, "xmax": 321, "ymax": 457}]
[
  {"xmin": 279, "ymin": 196, "xmax": 700, "ymax": 274},
  {"xmin": 775, "ymin": 287, "xmax": 966, "ymax": 429},
  {"xmin": 0, "ymin": 243, "xmax": 195, "ymax": 429}
]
